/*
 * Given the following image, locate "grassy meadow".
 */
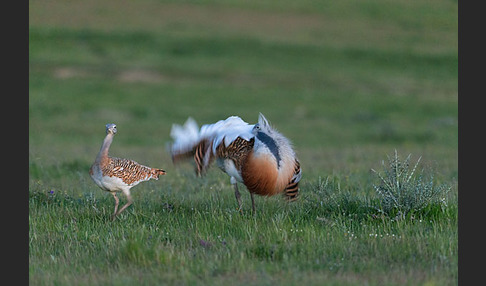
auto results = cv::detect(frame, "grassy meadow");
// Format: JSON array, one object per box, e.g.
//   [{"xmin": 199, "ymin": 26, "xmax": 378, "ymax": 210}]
[{"xmin": 29, "ymin": 0, "xmax": 458, "ymax": 285}]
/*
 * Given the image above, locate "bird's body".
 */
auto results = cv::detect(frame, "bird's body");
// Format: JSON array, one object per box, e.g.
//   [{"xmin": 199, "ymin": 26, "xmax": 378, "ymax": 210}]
[
  {"xmin": 90, "ymin": 123, "xmax": 166, "ymax": 220},
  {"xmin": 170, "ymin": 114, "xmax": 301, "ymax": 213}
]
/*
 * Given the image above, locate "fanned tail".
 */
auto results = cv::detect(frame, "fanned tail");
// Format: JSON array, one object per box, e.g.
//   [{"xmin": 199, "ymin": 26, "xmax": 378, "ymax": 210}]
[
  {"xmin": 170, "ymin": 116, "xmax": 255, "ymax": 175},
  {"xmin": 170, "ymin": 117, "xmax": 200, "ymax": 162},
  {"xmin": 170, "ymin": 118, "xmax": 214, "ymax": 175}
]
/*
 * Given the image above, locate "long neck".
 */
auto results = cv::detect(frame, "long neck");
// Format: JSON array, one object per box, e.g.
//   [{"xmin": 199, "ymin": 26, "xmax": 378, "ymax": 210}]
[
  {"xmin": 256, "ymin": 131, "xmax": 281, "ymax": 168},
  {"xmin": 96, "ymin": 133, "xmax": 114, "ymax": 163}
]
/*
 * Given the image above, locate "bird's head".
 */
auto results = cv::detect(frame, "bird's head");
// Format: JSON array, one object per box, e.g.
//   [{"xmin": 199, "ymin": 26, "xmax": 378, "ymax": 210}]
[
  {"xmin": 252, "ymin": 113, "xmax": 282, "ymax": 166},
  {"xmin": 252, "ymin": 113, "xmax": 272, "ymax": 135},
  {"xmin": 105, "ymin": 123, "xmax": 117, "ymax": 135}
]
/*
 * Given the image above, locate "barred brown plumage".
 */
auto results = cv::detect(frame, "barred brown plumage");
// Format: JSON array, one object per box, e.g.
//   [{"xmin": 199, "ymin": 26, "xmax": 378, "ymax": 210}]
[
  {"xmin": 216, "ymin": 137, "xmax": 255, "ymax": 171},
  {"xmin": 284, "ymin": 159, "xmax": 301, "ymax": 201},
  {"xmin": 193, "ymin": 139, "xmax": 213, "ymax": 176},
  {"xmin": 104, "ymin": 157, "xmax": 164, "ymax": 185},
  {"xmin": 89, "ymin": 123, "xmax": 166, "ymax": 221},
  {"xmin": 170, "ymin": 113, "xmax": 302, "ymax": 214}
]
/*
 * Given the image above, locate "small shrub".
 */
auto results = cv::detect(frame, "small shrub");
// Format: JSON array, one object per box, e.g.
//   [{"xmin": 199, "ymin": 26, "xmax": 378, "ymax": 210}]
[{"xmin": 371, "ymin": 150, "xmax": 450, "ymax": 219}]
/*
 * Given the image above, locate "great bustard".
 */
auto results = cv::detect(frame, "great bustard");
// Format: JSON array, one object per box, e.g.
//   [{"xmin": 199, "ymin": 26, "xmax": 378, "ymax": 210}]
[
  {"xmin": 89, "ymin": 123, "xmax": 166, "ymax": 220},
  {"xmin": 170, "ymin": 113, "xmax": 301, "ymax": 213}
]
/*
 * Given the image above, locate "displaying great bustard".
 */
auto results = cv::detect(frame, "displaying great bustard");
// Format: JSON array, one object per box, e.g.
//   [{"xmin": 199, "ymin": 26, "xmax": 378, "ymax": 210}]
[
  {"xmin": 170, "ymin": 113, "xmax": 301, "ymax": 213},
  {"xmin": 89, "ymin": 123, "xmax": 166, "ymax": 220}
]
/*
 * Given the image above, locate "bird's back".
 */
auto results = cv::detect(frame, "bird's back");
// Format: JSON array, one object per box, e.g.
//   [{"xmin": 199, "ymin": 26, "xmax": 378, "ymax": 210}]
[
  {"xmin": 106, "ymin": 157, "xmax": 164, "ymax": 185},
  {"xmin": 90, "ymin": 156, "xmax": 164, "ymax": 191}
]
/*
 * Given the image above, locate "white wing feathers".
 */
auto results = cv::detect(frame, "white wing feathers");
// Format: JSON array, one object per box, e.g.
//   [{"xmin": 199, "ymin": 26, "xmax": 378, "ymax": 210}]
[
  {"xmin": 202, "ymin": 116, "xmax": 254, "ymax": 154},
  {"xmin": 170, "ymin": 116, "xmax": 255, "ymax": 156}
]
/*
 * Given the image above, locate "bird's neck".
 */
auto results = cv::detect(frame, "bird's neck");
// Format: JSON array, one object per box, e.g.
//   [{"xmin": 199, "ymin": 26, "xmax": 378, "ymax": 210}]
[
  {"xmin": 255, "ymin": 131, "xmax": 281, "ymax": 168},
  {"xmin": 96, "ymin": 133, "xmax": 114, "ymax": 163}
]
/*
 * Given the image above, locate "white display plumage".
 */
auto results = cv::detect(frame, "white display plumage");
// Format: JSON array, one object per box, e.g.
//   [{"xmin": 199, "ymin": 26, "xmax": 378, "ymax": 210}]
[
  {"xmin": 170, "ymin": 113, "xmax": 302, "ymax": 214},
  {"xmin": 171, "ymin": 116, "xmax": 255, "ymax": 156}
]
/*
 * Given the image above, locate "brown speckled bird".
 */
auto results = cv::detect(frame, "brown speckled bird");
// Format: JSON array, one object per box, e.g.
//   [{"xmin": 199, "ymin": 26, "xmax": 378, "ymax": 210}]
[
  {"xmin": 170, "ymin": 113, "xmax": 301, "ymax": 213},
  {"xmin": 89, "ymin": 123, "xmax": 166, "ymax": 220}
]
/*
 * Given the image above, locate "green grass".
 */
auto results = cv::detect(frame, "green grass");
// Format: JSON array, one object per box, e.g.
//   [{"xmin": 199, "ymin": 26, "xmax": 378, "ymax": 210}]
[
  {"xmin": 29, "ymin": 0, "xmax": 457, "ymax": 284},
  {"xmin": 29, "ymin": 173, "xmax": 457, "ymax": 285}
]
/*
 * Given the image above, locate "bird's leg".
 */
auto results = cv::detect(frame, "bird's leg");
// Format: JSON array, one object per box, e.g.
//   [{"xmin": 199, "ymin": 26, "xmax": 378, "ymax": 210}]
[
  {"xmin": 114, "ymin": 192, "xmax": 133, "ymax": 219},
  {"xmin": 231, "ymin": 177, "xmax": 243, "ymax": 214},
  {"xmin": 250, "ymin": 192, "xmax": 256, "ymax": 215},
  {"xmin": 111, "ymin": 192, "xmax": 119, "ymax": 221}
]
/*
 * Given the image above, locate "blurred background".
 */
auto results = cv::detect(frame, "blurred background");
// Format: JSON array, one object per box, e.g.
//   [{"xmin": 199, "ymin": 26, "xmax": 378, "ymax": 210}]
[{"xmin": 29, "ymin": 0, "xmax": 458, "ymax": 189}]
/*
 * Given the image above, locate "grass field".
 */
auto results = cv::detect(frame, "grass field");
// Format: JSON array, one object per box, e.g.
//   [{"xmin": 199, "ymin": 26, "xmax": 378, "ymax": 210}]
[{"xmin": 29, "ymin": 0, "xmax": 457, "ymax": 285}]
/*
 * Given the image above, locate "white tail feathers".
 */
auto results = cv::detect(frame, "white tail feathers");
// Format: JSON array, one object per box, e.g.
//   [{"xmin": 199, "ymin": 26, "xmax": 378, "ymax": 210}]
[
  {"xmin": 170, "ymin": 117, "xmax": 200, "ymax": 155},
  {"xmin": 170, "ymin": 116, "xmax": 255, "ymax": 157}
]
